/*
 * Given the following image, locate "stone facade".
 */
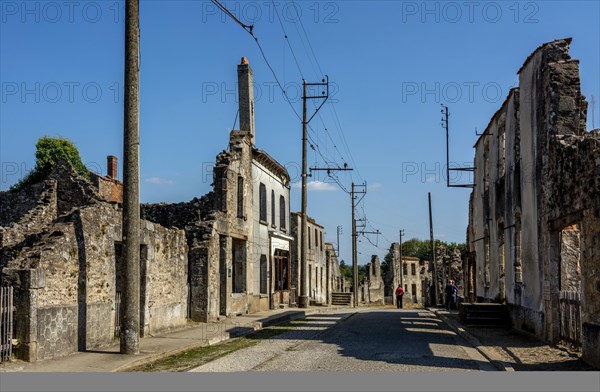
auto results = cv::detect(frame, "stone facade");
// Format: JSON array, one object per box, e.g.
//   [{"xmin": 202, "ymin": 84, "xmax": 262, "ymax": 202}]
[
  {"xmin": 401, "ymin": 256, "xmax": 426, "ymax": 305},
  {"xmin": 0, "ymin": 163, "xmax": 187, "ymax": 362},
  {"xmin": 467, "ymin": 38, "xmax": 600, "ymax": 368},
  {"xmin": 291, "ymin": 213, "xmax": 327, "ymax": 304},
  {"xmin": 384, "ymin": 243, "xmax": 429, "ymax": 306}
]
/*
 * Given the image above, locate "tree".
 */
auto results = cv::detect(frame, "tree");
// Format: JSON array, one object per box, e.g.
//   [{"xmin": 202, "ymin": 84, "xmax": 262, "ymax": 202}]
[{"xmin": 11, "ymin": 136, "xmax": 89, "ymax": 191}]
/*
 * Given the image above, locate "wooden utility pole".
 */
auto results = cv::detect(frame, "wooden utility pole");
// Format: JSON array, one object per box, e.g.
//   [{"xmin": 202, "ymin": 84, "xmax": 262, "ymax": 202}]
[
  {"xmin": 121, "ymin": 0, "xmax": 140, "ymax": 355},
  {"xmin": 299, "ymin": 78, "xmax": 329, "ymax": 308},
  {"xmin": 428, "ymin": 192, "xmax": 439, "ymax": 306}
]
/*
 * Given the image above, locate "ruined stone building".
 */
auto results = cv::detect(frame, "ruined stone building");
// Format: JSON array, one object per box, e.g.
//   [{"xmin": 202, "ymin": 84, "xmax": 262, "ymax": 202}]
[
  {"xmin": 466, "ymin": 39, "xmax": 600, "ymax": 368},
  {"xmin": 361, "ymin": 255, "xmax": 385, "ymax": 304},
  {"xmin": 384, "ymin": 243, "xmax": 428, "ymax": 305},
  {"xmin": 401, "ymin": 257, "xmax": 425, "ymax": 305},
  {"xmin": 291, "ymin": 213, "xmax": 327, "ymax": 304},
  {"xmin": 0, "ymin": 160, "xmax": 188, "ymax": 361},
  {"xmin": 142, "ymin": 58, "xmax": 293, "ymax": 320}
]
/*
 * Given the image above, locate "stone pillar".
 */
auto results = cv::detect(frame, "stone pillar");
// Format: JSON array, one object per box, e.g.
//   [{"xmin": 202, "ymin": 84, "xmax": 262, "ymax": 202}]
[{"xmin": 2, "ymin": 268, "xmax": 45, "ymax": 361}]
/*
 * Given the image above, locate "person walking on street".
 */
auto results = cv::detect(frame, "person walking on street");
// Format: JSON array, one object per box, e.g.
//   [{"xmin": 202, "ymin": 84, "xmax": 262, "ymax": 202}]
[
  {"xmin": 445, "ymin": 280, "xmax": 458, "ymax": 310},
  {"xmin": 395, "ymin": 284, "xmax": 404, "ymax": 309}
]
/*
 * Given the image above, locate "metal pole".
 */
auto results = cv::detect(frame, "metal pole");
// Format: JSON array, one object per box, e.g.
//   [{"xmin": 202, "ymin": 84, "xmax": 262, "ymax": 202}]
[
  {"xmin": 351, "ymin": 183, "xmax": 358, "ymax": 307},
  {"xmin": 444, "ymin": 105, "xmax": 449, "ymax": 188},
  {"xmin": 299, "ymin": 80, "xmax": 309, "ymax": 309},
  {"xmin": 121, "ymin": 0, "xmax": 140, "ymax": 355},
  {"xmin": 428, "ymin": 192, "xmax": 438, "ymax": 306}
]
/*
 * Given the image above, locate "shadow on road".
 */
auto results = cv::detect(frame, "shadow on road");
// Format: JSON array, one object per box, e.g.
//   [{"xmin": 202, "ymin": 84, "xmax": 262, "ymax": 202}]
[{"xmin": 245, "ymin": 309, "xmax": 492, "ymax": 370}]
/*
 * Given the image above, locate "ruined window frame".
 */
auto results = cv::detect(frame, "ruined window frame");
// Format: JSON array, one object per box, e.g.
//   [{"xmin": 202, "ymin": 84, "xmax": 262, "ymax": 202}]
[
  {"xmin": 320, "ymin": 231, "xmax": 323, "ymax": 251},
  {"xmin": 260, "ymin": 254, "xmax": 268, "ymax": 295},
  {"xmin": 497, "ymin": 124, "xmax": 506, "ymax": 179},
  {"xmin": 259, "ymin": 183, "xmax": 267, "ymax": 223},
  {"xmin": 237, "ymin": 176, "xmax": 244, "ymax": 219},
  {"xmin": 514, "ymin": 219, "xmax": 523, "ymax": 285},
  {"xmin": 411, "ymin": 263, "xmax": 416, "ymax": 276},
  {"xmin": 232, "ymin": 239, "xmax": 247, "ymax": 294}
]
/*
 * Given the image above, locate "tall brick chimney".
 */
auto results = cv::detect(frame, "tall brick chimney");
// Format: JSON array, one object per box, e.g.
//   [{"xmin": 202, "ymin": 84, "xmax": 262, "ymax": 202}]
[
  {"xmin": 107, "ymin": 155, "xmax": 118, "ymax": 180},
  {"xmin": 237, "ymin": 57, "xmax": 255, "ymax": 144}
]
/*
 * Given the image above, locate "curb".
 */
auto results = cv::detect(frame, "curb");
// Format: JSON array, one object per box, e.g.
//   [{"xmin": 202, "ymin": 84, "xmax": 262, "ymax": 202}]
[
  {"xmin": 430, "ymin": 308, "xmax": 515, "ymax": 372},
  {"xmin": 114, "ymin": 306, "xmax": 353, "ymax": 372}
]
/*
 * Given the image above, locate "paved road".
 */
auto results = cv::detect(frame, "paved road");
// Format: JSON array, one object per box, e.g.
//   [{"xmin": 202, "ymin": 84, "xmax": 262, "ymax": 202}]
[{"xmin": 190, "ymin": 308, "xmax": 496, "ymax": 372}]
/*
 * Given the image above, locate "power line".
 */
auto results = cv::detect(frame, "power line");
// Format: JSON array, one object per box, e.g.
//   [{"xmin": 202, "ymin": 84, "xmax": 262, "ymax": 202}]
[
  {"xmin": 210, "ymin": 0, "xmax": 253, "ymax": 34},
  {"xmin": 211, "ymin": 0, "xmax": 301, "ymax": 122},
  {"xmin": 291, "ymin": 0, "xmax": 324, "ymax": 78},
  {"xmin": 213, "ymin": 0, "xmax": 360, "ymax": 196},
  {"xmin": 271, "ymin": 0, "xmax": 304, "ymax": 79}
]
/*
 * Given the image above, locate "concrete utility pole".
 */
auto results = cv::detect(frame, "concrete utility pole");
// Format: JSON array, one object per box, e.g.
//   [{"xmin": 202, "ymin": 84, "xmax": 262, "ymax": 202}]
[
  {"xmin": 299, "ymin": 81, "xmax": 309, "ymax": 309},
  {"xmin": 337, "ymin": 225, "xmax": 342, "ymax": 256},
  {"xmin": 121, "ymin": 0, "xmax": 140, "ymax": 355},
  {"xmin": 399, "ymin": 229, "xmax": 405, "ymax": 287},
  {"xmin": 351, "ymin": 183, "xmax": 357, "ymax": 307},
  {"xmin": 299, "ymin": 78, "xmax": 329, "ymax": 309},
  {"xmin": 350, "ymin": 182, "xmax": 367, "ymax": 307},
  {"xmin": 428, "ymin": 192, "xmax": 439, "ymax": 306}
]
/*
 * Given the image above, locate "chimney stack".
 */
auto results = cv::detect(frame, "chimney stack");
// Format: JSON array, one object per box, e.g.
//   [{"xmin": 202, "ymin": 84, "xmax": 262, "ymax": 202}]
[
  {"xmin": 237, "ymin": 57, "xmax": 255, "ymax": 144},
  {"xmin": 107, "ymin": 155, "xmax": 118, "ymax": 180}
]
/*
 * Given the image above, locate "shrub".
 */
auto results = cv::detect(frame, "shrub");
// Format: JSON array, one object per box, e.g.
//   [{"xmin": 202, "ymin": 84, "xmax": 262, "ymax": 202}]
[{"xmin": 10, "ymin": 136, "xmax": 89, "ymax": 191}]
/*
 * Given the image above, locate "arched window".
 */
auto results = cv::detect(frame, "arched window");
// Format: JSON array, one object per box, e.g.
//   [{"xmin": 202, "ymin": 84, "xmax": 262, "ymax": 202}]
[
  {"xmin": 259, "ymin": 183, "xmax": 267, "ymax": 222},
  {"xmin": 280, "ymin": 196, "xmax": 286, "ymax": 230}
]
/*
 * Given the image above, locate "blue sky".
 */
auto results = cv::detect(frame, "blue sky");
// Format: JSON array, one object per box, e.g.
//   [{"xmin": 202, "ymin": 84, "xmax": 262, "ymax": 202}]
[{"xmin": 1, "ymin": 0, "xmax": 599, "ymax": 265}]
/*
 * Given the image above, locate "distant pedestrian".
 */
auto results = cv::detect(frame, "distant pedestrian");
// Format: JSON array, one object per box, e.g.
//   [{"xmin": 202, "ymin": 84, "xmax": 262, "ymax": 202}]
[
  {"xmin": 395, "ymin": 284, "xmax": 404, "ymax": 309},
  {"xmin": 445, "ymin": 280, "xmax": 458, "ymax": 310}
]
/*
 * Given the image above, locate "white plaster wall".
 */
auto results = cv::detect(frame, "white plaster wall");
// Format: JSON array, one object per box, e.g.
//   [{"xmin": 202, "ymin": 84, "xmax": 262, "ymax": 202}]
[
  {"xmin": 518, "ymin": 51, "xmax": 543, "ymax": 313},
  {"xmin": 251, "ymin": 160, "xmax": 291, "ymax": 296}
]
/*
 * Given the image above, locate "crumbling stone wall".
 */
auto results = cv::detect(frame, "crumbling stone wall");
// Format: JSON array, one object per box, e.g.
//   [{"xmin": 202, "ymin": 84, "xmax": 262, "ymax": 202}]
[
  {"xmin": 141, "ymin": 194, "xmax": 218, "ymax": 322},
  {"xmin": 384, "ymin": 243, "xmax": 401, "ymax": 298},
  {"xmin": 1, "ymin": 202, "xmax": 188, "ymax": 361},
  {"xmin": 0, "ymin": 179, "xmax": 58, "ymax": 248},
  {"xmin": 363, "ymin": 255, "xmax": 384, "ymax": 304},
  {"xmin": 1, "ymin": 161, "xmax": 188, "ymax": 362},
  {"xmin": 0, "ymin": 160, "xmax": 124, "ymax": 250}
]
